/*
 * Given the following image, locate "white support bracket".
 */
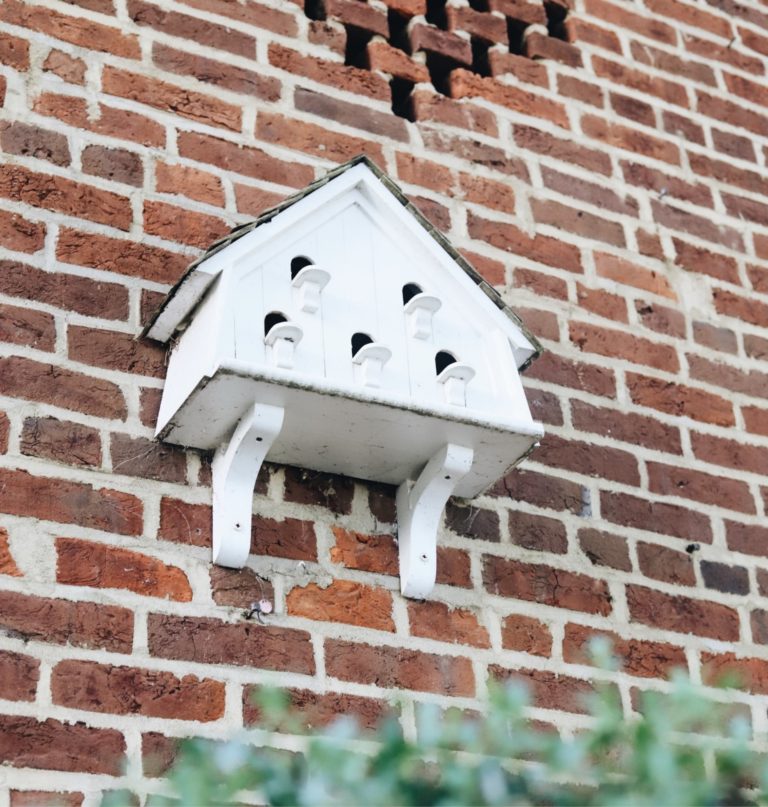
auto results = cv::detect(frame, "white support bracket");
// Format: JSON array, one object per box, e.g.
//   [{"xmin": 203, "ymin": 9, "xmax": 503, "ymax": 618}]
[
  {"xmin": 211, "ymin": 403, "xmax": 284, "ymax": 567},
  {"xmin": 396, "ymin": 443, "xmax": 474, "ymax": 599}
]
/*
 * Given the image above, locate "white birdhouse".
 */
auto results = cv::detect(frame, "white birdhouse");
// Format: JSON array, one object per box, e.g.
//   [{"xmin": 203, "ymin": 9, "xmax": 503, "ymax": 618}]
[{"xmin": 144, "ymin": 156, "xmax": 544, "ymax": 598}]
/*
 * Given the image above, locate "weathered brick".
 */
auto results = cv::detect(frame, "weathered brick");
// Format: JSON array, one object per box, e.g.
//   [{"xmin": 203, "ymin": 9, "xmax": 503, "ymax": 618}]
[
  {"xmin": 10, "ymin": 792, "xmax": 83, "ymax": 807},
  {"xmin": 82, "ymin": 145, "xmax": 142, "ymax": 187},
  {"xmin": 626, "ymin": 372, "xmax": 735, "ymax": 426},
  {"xmin": 578, "ymin": 528, "xmax": 632, "ymax": 572},
  {"xmin": 0, "ymin": 527, "xmax": 21, "ymax": 576},
  {"xmin": 701, "ymin": 560, "xmax": 749, "ymax": 595},
  {"xmin": 0, "ymin": 211, "xmax": 45, "ymax": 254},
  {"xmin": 287, "ymin": 580, "xmax": 394, "ymax": 632},
  {"xmin": 563, "ymin": 624, "xmax": 687, "ymax": 678},
  {"xmin": 243, "ymin": 687, "xmax": 391, "ymax": 732},
  {"xmin": 252, "ymin": 515, "xmax": 317, "ymax": 561},
  {"xmin": 483, "ymin": 556, "xmax": 612, "ymax": 615},
  {"xmin": 0, "ymin": 164, "xmax": 131, "ymax": 230},
  {"xmin": 501, "ymin": 614, "xmax": 552, "ymax": 656},
  {"xmin": 210, "ymin": 566, "xmax": 274, "ymax": 608},
  {"xmin": 331, "ymin": 527, "xmax": 397, "ymax": 574},
  {"xmin": 601, "ymin": 491, "xmax": 713, "ymax": 542},
  {"xmin": 0, "ymin": 121, "xmax": 70, "ymax": 166},
  {"xmin": 408, "ymin": 601, "xmax": 489, "ymax": 648},
  {"xmin": 647, "ymin": 462, "xmax": 755, "ymax": 514},
  {"xmin": 43, "ymin": 49, "xmax": 86, "ymax": 84},
  {"xmin": 627, "ymin": 585, "xmax": 739, "ymax": 640},
  {"xmin": 570, "ymin": 321, "xmax": 678, "ymax": 372},
  {"xmin": 0, "ymin": 651, "xmax": 39, "ymax": 702},
  {"xmin": 283, "ymin": 466, "xmax": 354, "ymax": 514},
  {"xmin": 56, "ymin": 228, "xmax": 188, "ymax": 285},
  {"xmin": 149, "ymin": 613, "xmax": 315, "ymax": 673},
  {"xmin": 571, "ymin": 400, "xmax": 681, "ymax": 453},
  {"xmin": 326, "ymin": 639, "xmax": 474, "ymax": 696},
  {"xmin": 0, "ymin": 716, "xmax": 125, "ymax": 775},
  {"xmin": 0, "ymin": 468, "xmax": 142, "ymax": 535},
  {"xmin": 702, "ymin": 653, "xmax": 768, "ymax": 695},
  {"xmin": 20, "ymin": 416, "xmax": 101, "ymax": 468},
  {"xmin": 534, "ymin": 434, "xmax": 640, "ymax": 486},
  {"xmin": 637, "ymin": 541, "xmax": 695, "ymax": 586},
  {"xmin": 490, "ymin": 665, "xmax": 591, "ymax": 713},
  {"xmin": 594, "ymin": 252, "xmax": 676, "ymax": 299},
  {"xmin": 445, "ymin": 501, "xmax": 500, "ymax": 541},
  {"xmin": 509, "ymin": 510, "xmax": 568, "ymax": 554},
  {"xmin": 0, "ymin": 302, "xmax": 55, "ymax": 351},
  {"xmin": 0, "ymin": 259, "xmax": 128, "ymax": 320},
  {"xmin": 0, "ymin": 589, "xmax": 133, "ymax": 652},
  {"xmin": 56, "ymin": 537, "xmax": 192, "ymax": 601},
  {"xmin": 724, "ymin": 520, "xmax": 768, "ymax": 558},
  {"xmin": 52, "ymin": 659, "xmax": 224, "ymax": 720},
  {"xmin": 159, "ymin": 498, "xmax": 211, "ymax": 547}
]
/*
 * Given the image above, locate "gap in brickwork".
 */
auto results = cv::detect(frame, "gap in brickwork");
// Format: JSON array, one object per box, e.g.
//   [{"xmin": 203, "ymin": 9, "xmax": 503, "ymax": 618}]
[
  {"xmin": 299, "ymin": 0, "xmax": 574, "ymax": 119},
  {"xmin": 344, "ymin": 25, "xmax": 374, "ymax": 69},
  {"xmin": 544, "ymin": 1, "xmax": 569, "ymax": 41}
]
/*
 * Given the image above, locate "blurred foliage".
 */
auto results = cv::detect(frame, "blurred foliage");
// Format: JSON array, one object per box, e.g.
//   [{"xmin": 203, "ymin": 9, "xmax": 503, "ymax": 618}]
[{"xmin": 110, "ymin": 640, "xmax": 767, "ymax": 806}]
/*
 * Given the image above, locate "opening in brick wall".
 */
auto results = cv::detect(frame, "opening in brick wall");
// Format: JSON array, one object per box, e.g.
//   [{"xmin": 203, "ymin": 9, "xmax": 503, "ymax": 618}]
[{"xmin": 301, "ymin": 0, "xmax": 575, "ymax": 120}]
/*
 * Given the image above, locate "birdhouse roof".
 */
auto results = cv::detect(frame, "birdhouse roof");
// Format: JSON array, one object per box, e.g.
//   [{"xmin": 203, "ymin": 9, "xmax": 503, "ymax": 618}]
[{"xmin": 144, "ymin": 155, "xmax": 542, "ymax": 370}]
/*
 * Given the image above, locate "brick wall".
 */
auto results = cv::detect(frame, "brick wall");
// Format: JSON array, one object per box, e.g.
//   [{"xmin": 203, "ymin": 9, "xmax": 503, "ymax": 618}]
[{"xmin": 0, "ymin": 0, "xmax": 767, "ymax": 800}]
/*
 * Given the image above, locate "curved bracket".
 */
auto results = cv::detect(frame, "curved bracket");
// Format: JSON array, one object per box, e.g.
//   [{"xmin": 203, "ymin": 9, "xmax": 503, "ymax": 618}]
[
  {"xmin": 437, "ymin": 362, "xmax": 475, "ymax": 407},
  {"xmin": 352, "ymin": 342, "xmax": 392, "ymax": 388},
  {"xmin": 396, "ymin": 443, "xmax": 474, "ymax": 598},
  {"xmin": 212, "ymin": 403, "xmax": 284, "ymax": 567},
  {"xmin": 404, "ymin": 293, "xmax": 442, "ymax": 339},
  {"xmin": 292, "ymin": 265, "xmax": 331, "ymax": 313},
  {"xmin": 265, "ymin": 322, "xmax": 303, "ymax": 369}
]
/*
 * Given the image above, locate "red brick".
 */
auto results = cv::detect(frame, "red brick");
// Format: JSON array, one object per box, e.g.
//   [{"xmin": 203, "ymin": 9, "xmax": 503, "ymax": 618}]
[
  {"xmin": 256, "ymin": 111, "xmax": 384, "ymax": 165},
  {"xmin": 583, "ymin": 0, "xmax": 676, "ymax": 42},
  {"xmin": 501, "ymin": 614, "xmax": 552, "ymax": 655},
  {"xmin": 526, "ymin": 352, "xmax": 615, "ymax": 397},
  {"xmin": 178, "ymin": 130, "xmax": 314, "ymax": 186},
  {"xmin": 0, "ymin": 210, "xmax": 44, "ymax": 254},
  {"xmin": 514, "ymin": 267, "xmax": 568, "ymax": 300},
  {"xmin": 20, "ymin": 416, "xmax": 101, "ymax": 468},
  {"xmin": 563, "ymin": 623, "xmax": 686, "ymax": 678},
  {"xmin": 489, "ymin": 665, "xmax": 591, "ymax": 713},
  {"xmin": 154, "ymin": 160, "xmax": 224, "ymax": 207},
  {"xmin": 437, "ymin": 547, "xmax": 472, "ymax": 589},
  {"xmin": 43, "ymin": 49, "xmax": 86, "ymax": 84},
  {"xmin": 635, "ymin": 300, "xmax": 686, "ymax": 338},
  {"xmin": 331, "ymin": 527, "xmax": 397, "ymax": 574},
  {"xmin": 53, "ymin": 659, "xmax": 224, "ymax": 721},
  {"xmin": 581, "ymin": 114, "xmax": 680, "ymax": 164},
  {"xmin": 149, "ymin": 613, "xmax": 315, "ymax": 673},
  {"xmin": 56, "ymin": 228, "xmax": 188, "ymax": 286},
  {"xmin": 594, "ymin": 56, "xmax": 689, "ymax": 107},
  {"xmin": 557, "ymin": 74, "xmax": 603, "ymax": 106},
  {"xmin": 647, "ymin": 0, "xmax": 732, "ymax": 37},
  {"xmin": 408, "ymin": 600, "xmax": 489, "ymax": 648},
  {"xmin": 0, "ymin": 651, "xmax": 38, "ymax": 702},
  {"xmin": 662, "ymin": 109, "xmax": 705, "ymax": 144},
  {"xmin": 295, "ymin": 87, "xmax": 408, "ymax": 141},
  {"xmin": 627, "ymin": 584, "xmax": 739, "ymax": 640},
  {"xmin": 594, "ymin": 252, "xmax": 676, "ymax": 299},
  {"xmin": 752, "ymin": 610, "xmax": 768, "ymax": 643},
  {"xmin": 748, "ymin": 264, "xmax": 768, "ymax": 294},
  {"xmin": 0, "ymin": 121, "xmax": 70, "ymax": 167},
  {"xmin": 571, "ymin": 400, "xmax": 681, "ymax": 453},
  {"xmin": 68, "ymin": 326, "xmax": 166, "ymax": 380},
  {"xmin": 532, "ymin": 199, "xmax": 625, "ymax": 247},
  {"xmin": 745, "ymin": 334, "xmax": 768, "ymax": 362},
  {"xmin": 577, "ymin": 528, "xmax": 632, "ymax": 571},
  {"xmin": 647, "ymin": 462, "xmax": 755, "ymax": 514},
  {"xmin": 483, "ymin": 556, "xmax": 612, "ymax": 615},
  {"xmin": 0, "ymin": 164, "xmax": 131, "ymax": 230},
  {"xmin": 159, "ymin": 498, "xmax": 211, "ymax": 547},
  {"xmin": 622, "ymin": 160, "xmax": 712, "ymax": 208},
  {"xmin": 637, "ymin": 541, "xmax": 695, "ymax": 586},
  {"xmin": 325, "ymin": 0, "xmax": 387, "ymax": 34},
  {"xmin": 468, "ymin": 211, "xmax": 582, "ymax": 273},
  {"xmin": 410, "ymin": 23, "xmax": 472, "ymax": 64},
  {"xmin": 512, "ymin": 307, "xmax": 559, "ymax": 341},
  {"xmin": 57, "ymin": 537, "xmax": 192, "ymax": 602},
  {"xmin": 0, "ymin": 589, "xmax": 132, "ymax": 652},
  {"xmin": 422, "ymin": 131, "xmax": 526, "ymax": 177},
  {"xmin": 0, "ymin": 467, "xmax": 142, "ymax": 535},
  {"xmin": 701, "ymin": 560, "xmax": 749, "ymax": 595},
  {"xmin": 144, "ymin": 199, "xmax": 230, "ymax": 248},
  {"xmin": 0, "ymin": 260, "xmax": 127, "ymax": 321},
  {"xmin": 509, "ymin": 510, "xmax": 567, "ymax": 554},
  {"xmin": 367, "ymin": 40, "xmax": 429, "ymax": 83},
  {"xmin": 525, "ymin": 31, "xmax": 582, "ymax": 66},
  {"xmin": 0, "ymin": 302, "xmax": 54, "ymax": 351},
  {"xmin": 696, "ymin": 91, "xmax": 768, "ymax": 138},
  {"xmin": 693, "ymin": 321, "xmax": 737, "ymax": 354},
  {"xmin": 613, "ymin": 92, "xmax": 655, "ymax": 126},
  {"xmin": 570, "ymin": 321, "xmax": 678, "ymax": 372},
  {"xmin": 210, "ymin": 566, "xmax": 273, "ymax": 608},
  {"xmin": 287, "ymin": 580, "xmax": 394, "ymax": 632},
  {"xmin": 691, "ymin": 432, "xmax": 768, "ymax": 475},
  {"xmin": 249, "ymin": 515, "xmax": 317, "ymax": 562},
  {"xmin": 81, "ymin": 145, "xmax": 142, "ymax": 187},
  {"xmin": 513, "ymin": 123, "xmax": 611, "ymax": 176},
  {"xmin": 283, "ymin": 466, "xmax": 354, "ymax": 514},
  {"xmin": 1, "ymin": 0, "xmax": 139, "ymax": 57},
  {"xmin": 0, "ymin": 32, "xmax": 30, "ymax": 70},
  {"xmin": 626, "ymin": 372, "xmax": 734, "ymax": 426},
  {"xmin": 534, "ymin": 433, "xmax": 640, "ymax": 486},
  {"xmin": 743, "ymin": 407, "xmax": 768, "ymax": 438},
  {"xmin": 132, "ymin": 0, "xmax": 255, "ymax": 56},
  {"xmin": 725, "ymin": 521, "xmax": 768, "ymax": 557},
  {"xmin": 713, "ymin": 288, "xmax": 768, "ymax": 328},
  {"xmin": 702, "ymin": 653, "xmax": 768, "ymax": 695},
  {"xmin": 449, "ymin": 70, "xmax": 568, "ymax": 128},
  {"xmin": 10, "ymin": 792, "xmax": 83, "ymax": 807},
  {"xmin": 34, "ymin": 93, "xmax": 165, "ymax": 148},
  {"xmin": 326, "ymin": 638, "xmax": 474, "ymax": 696},
  {"xmin": 0, "ymin": 356, "xmax": 126, "ymax": 420},
  {"xmin": 411, "ymin": 89, "xmax": 498, "ymax": 135},
  {"xmin": 490, "ymin": 0, "xmax": 545, "ymax": 23},
  {"xmin": 0, "ymin": 527, "xmax": 21, "ymax": 577},
  {"xmin": 243, "ymin": 687, "xmax": 391, "ymax": 732},
  {"xmin": 269, "ymin": 43, "xmax": 389, "ymax": 101},
  {"xmin": 601, "ymin": 490, "xmax": 713, "ymax": 542},
  {"xmin": 445, "ymin": 502, "xmax": 501, "ymax": 542},
  {"xmin": 102, "ymin": 66, "xmax": 241, "ymax": 131},
  {"xmin": 630, "ymin": 40, "xmax": 717, "ymax": 85},
  {"xmin": 565, "ymin": 16, "xmax": 622, "ymax": 50},
  {"xmin": 712, "ymin": 129, "xmax": 756, "ymax": 162},
  {"xmin": 543, "ymin": 167, "xmax": 638, "ymax": 217},
  {"xmin": 176, "ymin": 0, "xmax": 297, "ymax": 35},
  {"xmin": 0, "ymin": 716, "xmax": 125, "ymax": 775}
]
